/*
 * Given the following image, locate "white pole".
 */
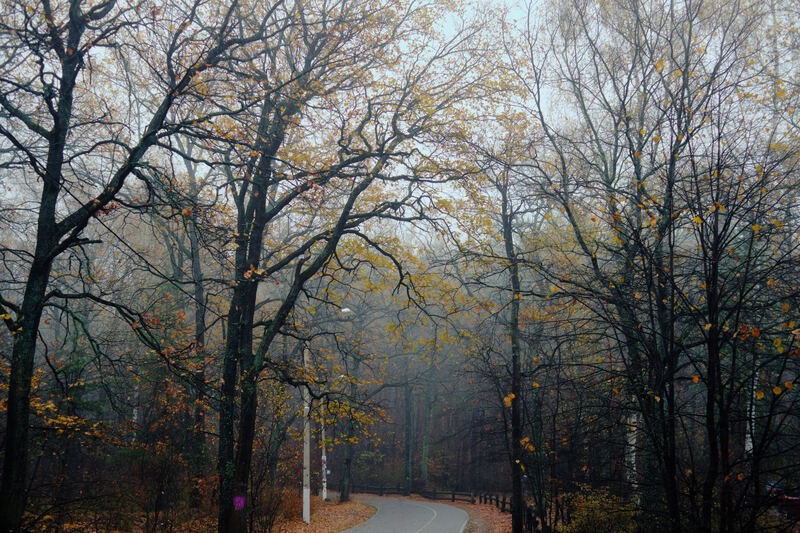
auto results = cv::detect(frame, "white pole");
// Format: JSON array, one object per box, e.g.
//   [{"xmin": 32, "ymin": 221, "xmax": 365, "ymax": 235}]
[
  {"xmin": 321, "ymin": 420, "xmax": 328, "ymax": 501},
  {"xmin": 745, "ymin": 367, "xmax": 758, "ymax": 456},
  {"xmin": 303, "ymin": 347, "xmax": 311, "ymax": 524}
]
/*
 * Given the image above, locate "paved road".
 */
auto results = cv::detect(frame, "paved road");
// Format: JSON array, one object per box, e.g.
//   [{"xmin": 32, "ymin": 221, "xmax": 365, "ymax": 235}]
[{"xmin": 343, "ymin": 496, "xmax": 469, "ymax": 533}]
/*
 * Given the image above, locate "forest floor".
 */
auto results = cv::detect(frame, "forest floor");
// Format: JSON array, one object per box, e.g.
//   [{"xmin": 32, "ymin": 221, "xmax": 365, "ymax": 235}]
[
  {"xmin": 274, "ymin": 496, "xmax": 374, "ymax": 532},
  {"xmin": 442, "ymin": 499, "xmax": 512, "ymax": 533}
]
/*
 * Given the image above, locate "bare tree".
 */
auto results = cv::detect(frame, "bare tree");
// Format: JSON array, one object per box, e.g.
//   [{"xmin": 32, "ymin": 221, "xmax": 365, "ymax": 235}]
[
  {"xmin": 0, "ymin": 0, "xmax": 274, "ymax": 528},
  {"xmin": 504, "ymin": 0, "xmax": 800, "ymax": 529}
]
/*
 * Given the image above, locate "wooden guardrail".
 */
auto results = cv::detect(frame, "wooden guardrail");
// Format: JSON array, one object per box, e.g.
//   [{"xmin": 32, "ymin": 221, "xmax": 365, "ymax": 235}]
[
  {"xmin": 417, "ymin": 489, "xmax": 475, "ymax": 503},
  {"xmin": 349, "ymin": 484, "xmax": 408, "ymax": 496},
  {"xmin": 480, "ymin": 493, "xmax": 537, "ymax": 532},
  {"xmin": 349, "ymin": 485, "xmax": 473, "ymax": 503}
]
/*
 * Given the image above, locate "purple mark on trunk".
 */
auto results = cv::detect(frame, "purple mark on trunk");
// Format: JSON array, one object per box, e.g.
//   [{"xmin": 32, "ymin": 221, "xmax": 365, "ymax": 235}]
[{"xmin": 233, "ymin": 495, "xmax": 246, "ymax": 511}]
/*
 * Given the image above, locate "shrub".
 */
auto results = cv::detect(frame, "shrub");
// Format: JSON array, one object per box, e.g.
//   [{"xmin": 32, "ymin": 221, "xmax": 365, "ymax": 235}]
[{"xmin": 557, "ymin": 485, "xmax": 637, "ymax": 533}]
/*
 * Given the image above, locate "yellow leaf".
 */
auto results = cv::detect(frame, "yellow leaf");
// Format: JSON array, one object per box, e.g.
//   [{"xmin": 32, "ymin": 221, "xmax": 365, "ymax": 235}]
[
  {"xmin": 532, "ymin": 382, "xmax": 540, "ymax": 389},
  {"xmin": 773, "ymin": 385, "xmax": 783, "ymax": 395},
  {"xmin": 503, "ymin": 393, "xmax": 516, "ymax": 408},
  {"xmin": 752, "ymin": 223, "xmax": 761, "ymax": 233},
  {"xmin": 756, "ymin": 390, "xmax": 765, "ymax": 400}
]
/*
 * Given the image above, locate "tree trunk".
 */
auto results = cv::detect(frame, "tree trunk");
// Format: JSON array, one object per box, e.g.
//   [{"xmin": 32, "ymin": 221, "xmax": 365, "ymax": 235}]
[
  {"xmin": 232, "ymin": 367, "xmax": 259, "ymax": 533},
  {"xmin": 0, "ymin": 22, "xmax": 75, "ymax": 525},
  {"xmin": 340, "ymin": 358, "xmax": 361, "ymax": 503},
  {"xmin": 218, "ymin": 274, "xmax": 259, "ymax": 532},
  {"xmin": 0, "ymin": 266, "xmax": 50, "ymax": 532},
  {"xmin": 499, "ymin": 179, "xmax": 524, "ymax": 533},
  {"xmin": 340, "ymin": 430, "xmax": 354, "ymax": 502},
  {"xmin": 188, "ymin": 216, "xmax": 208, "ymax": 509},
  {"xmin": 420, "ymin": 388, "xmax": 433, "ymax": 487},
  {"xmin": 404, "ymin": 383, "xmax": 415, "ymax": 495}
]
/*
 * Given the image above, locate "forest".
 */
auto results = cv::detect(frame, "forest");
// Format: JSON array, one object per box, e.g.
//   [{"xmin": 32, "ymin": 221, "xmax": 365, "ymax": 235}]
[{"xmin": 1, "ymin": 0, "xmax": 799, "ymax": 532}]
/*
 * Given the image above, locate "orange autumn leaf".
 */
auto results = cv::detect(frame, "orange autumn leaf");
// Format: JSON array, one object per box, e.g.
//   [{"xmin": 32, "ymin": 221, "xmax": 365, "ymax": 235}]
[{"xmin": 503, "ymin": 393, "xmax": 516, "ymax": 408}]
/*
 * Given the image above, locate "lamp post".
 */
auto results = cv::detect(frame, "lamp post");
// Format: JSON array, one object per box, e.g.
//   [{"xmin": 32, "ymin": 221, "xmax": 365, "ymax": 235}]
[
  {"xmin": 321, "ymin": 419, "xmax": 328, "ymax": 501},
  {"xmin": 337, "ymin": 307, "xmax": 359, "ymax": 502},
  {"xmin": 309, "ymin": 307, "xmax": 350, "ymax": 510}
]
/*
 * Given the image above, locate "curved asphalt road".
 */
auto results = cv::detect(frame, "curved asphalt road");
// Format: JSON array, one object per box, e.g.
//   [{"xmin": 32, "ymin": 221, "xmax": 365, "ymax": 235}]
[{"xmin": 343, "ymin": 496, "xmax": 469, "ymax": 533}]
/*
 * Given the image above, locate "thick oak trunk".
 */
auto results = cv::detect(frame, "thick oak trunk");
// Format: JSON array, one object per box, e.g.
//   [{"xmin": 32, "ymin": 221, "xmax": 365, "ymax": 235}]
[{"xmin": 0, "ymin": 267, "xmax": 50, "ymax": 531}]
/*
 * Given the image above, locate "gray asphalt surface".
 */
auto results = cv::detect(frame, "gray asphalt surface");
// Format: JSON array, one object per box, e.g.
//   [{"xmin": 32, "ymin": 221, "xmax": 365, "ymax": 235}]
[{"xmin": 343, "ymin": 496, "xmax": 469, "ymax": 533}]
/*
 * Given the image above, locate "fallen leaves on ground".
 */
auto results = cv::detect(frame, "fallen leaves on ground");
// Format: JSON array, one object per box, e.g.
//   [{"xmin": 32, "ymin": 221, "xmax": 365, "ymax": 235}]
[
  {"xmin": 452, "ymin": 501, "xmax": 512, "ymax": 533},
  {"xmin": 275, "ymin": 496, "xmax": 375, "ymax": 533}
]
